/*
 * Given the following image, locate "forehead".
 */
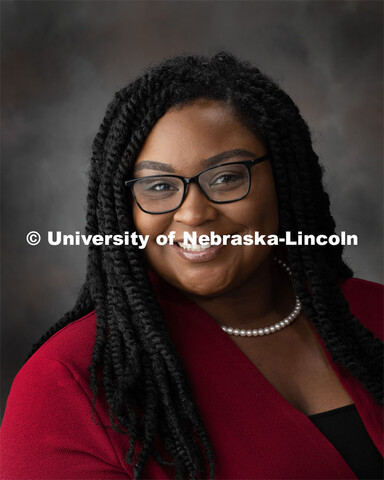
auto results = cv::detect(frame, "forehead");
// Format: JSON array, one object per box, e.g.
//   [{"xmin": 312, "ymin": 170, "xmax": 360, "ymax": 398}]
[{"xmin": 135, "ymin": 99, "xmax": 266, "ymax": 168}]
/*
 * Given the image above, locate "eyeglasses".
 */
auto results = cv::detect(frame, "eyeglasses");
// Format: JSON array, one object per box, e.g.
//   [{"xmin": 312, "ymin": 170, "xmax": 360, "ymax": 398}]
[{"xmin": 125, "ymin": 153, "xmax": 270, "ymax": 214}]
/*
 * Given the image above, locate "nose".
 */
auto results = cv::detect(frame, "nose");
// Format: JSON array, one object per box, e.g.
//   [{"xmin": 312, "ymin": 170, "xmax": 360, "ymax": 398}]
[{"xmin": 173, "ymin": 183, "xmax": 218, "ymax": 226}]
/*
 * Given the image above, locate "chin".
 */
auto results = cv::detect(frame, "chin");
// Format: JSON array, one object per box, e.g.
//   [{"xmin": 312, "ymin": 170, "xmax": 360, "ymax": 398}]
[
  {"xmin": 174, "ymin": 269, "xmax": 235, "ymax": 298},
  {"xmin": 179, "ymin": 283, "xmax": 226, "ymax": 298}
]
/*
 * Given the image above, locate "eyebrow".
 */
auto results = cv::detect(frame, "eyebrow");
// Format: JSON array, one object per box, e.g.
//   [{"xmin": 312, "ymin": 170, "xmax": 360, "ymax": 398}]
[{"xmin": 133, "ymin": 149, "xmax": 257, "ymax": 173}]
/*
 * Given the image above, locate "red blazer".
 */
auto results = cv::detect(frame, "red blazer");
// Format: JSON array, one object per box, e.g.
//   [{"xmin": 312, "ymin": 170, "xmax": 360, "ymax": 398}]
[{"xmin": 1, "ymin": 277, "xmax": 383, "ymax": 479}]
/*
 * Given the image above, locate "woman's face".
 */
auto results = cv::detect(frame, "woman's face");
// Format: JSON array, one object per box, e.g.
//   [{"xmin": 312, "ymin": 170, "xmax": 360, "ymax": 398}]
[{"xmin": 132, "ymin": 99, "xmax": 279, "ymax": 297}]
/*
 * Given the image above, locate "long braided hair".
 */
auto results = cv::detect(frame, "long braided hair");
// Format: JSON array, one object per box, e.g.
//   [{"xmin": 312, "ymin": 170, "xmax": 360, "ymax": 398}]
[{"xmin": 26, "ymin": 52, "xmax": 383, "ymax": 479}]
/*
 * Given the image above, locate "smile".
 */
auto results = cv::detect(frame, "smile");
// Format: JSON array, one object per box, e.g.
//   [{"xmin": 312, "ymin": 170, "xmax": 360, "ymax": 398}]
[
  {"xmin": 172, "ymin": 242, "xmax": 224, "ymax": 263},
  {"xmin": 177, "ymin": 242, "xmax": 212, "ymax": 251}
]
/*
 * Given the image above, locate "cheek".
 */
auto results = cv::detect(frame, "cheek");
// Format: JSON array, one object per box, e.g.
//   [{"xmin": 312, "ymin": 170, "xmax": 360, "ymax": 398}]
[
  {"xmin": 234, "ymin": 181, "xmax": 279, "ymax": 235},
  {"xmin": 133, "ymin": 205, "xmax": 169, "ymax": 236},
  {"xmin": 132, "ymin": 205, "xmax": 173, "ymax": 268},
  {"xmin": 257, "ymin": 192, "xmax": 279, "ymax": 233},
  {"xmin": 252, "ymin": 172, "xmax": 279, "ymax": 231}
]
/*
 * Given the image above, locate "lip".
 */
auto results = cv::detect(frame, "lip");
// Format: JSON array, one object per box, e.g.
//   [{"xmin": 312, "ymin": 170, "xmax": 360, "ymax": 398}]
[{"xmin": 171, "ymin": 243, "xmax": 225, "ymax": 263}]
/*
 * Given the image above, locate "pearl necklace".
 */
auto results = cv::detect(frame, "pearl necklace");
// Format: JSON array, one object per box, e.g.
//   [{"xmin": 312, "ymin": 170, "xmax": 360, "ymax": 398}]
[{"xmin": 221, "ymin": 258, "xmax": 302, "ymax": 337}]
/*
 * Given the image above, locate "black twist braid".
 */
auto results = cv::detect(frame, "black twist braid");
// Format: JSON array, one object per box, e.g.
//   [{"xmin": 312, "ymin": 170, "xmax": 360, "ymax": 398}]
[
  {"xmin": 235, "ymin": 77, "xmax": 383, "ymax": 403},
  {"xmin": 26, "ymin": 51, "xmax": 383, "ymax": 479},
  {"xmin": 100, "ymin": 71, "xmax": 214, "ymax": 477}
]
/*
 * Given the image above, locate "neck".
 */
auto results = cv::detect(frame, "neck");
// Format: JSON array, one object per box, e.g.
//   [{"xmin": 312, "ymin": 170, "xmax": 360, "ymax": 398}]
[{"xmin": 184, "ymin": 255, "xmax": 296, "ymax": 331}]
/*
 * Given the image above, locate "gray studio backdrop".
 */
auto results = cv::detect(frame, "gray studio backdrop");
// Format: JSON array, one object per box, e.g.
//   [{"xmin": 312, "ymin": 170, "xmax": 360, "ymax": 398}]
[{"xmin": 2, "ymin": 0, "xmax": 383, "ymax": 417}]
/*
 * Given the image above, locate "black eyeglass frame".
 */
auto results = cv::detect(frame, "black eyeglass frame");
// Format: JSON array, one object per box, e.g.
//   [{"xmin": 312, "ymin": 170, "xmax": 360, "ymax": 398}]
[{"xmin": 124, "ymin": 153, "xmax": 270, "ymax": 214}]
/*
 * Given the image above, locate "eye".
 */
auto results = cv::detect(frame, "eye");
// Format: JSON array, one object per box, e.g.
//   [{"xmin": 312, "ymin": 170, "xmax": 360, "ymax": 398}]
[
  {"xmin": 145, "ymin": 181, "xmax": 178, "ymax": 192},
  {"xmin": 211, "ymin": 173, "xmax": 243, "ymax": 185},
  {"xmin": 135, "ymin": 177, "xmax": 182, "ymax": 199},
  {"xmin": 209, "ymin": 171, "xmax": 246, "ymax": 190}
]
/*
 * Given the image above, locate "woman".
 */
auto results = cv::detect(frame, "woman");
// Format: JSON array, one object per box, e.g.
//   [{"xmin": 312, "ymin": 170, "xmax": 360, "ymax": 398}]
[{"xmin": 1, "ymin": 52, "xmax": 383, "ymax": 480}]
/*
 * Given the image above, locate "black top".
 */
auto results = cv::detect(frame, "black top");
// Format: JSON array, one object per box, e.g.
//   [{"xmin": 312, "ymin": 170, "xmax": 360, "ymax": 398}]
[{"xmin": 308, "ymin": 404, "xmax": 383, "ymax": 479}]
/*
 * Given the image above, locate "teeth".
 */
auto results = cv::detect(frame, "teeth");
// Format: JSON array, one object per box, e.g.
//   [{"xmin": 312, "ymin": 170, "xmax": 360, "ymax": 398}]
[{"xmin": 177, "ymin": 242, "xmax": 211, "ymax": 252}]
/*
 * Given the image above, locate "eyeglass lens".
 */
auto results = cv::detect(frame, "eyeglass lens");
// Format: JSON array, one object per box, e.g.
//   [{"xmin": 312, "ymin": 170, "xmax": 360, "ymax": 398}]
[{"xmin": 132, "ymin": 163, "xmax": 250, "ymax": 213}]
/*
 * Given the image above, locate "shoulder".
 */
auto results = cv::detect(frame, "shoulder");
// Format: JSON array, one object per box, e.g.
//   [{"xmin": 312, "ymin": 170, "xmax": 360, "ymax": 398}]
[
  {"xmin": 1, "ymin": 310, "xmax": 134, "ymax": 478},
  {"xmin": 28, "ymin": 310, "xmax": 97, "ymax": 377},
  {"xmin": 339, "ymin": 277, "xmax": 383, "ymax": 340},
  {"xmin": 7, "ymin": 310, "xmax": 98, "ymax": 408}
]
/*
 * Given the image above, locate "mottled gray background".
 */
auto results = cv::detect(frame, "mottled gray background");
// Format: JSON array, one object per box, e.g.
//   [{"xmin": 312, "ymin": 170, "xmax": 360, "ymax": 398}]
[{"xmin": 2, "ymin": 0, "xmax": 383, "ymax": 418}]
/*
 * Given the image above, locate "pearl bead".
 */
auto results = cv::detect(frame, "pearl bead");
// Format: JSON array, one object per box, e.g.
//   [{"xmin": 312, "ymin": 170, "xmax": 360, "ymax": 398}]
[{"xmin": 221, "ymin": 258, "xmax": 302, "ymax": 338}]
